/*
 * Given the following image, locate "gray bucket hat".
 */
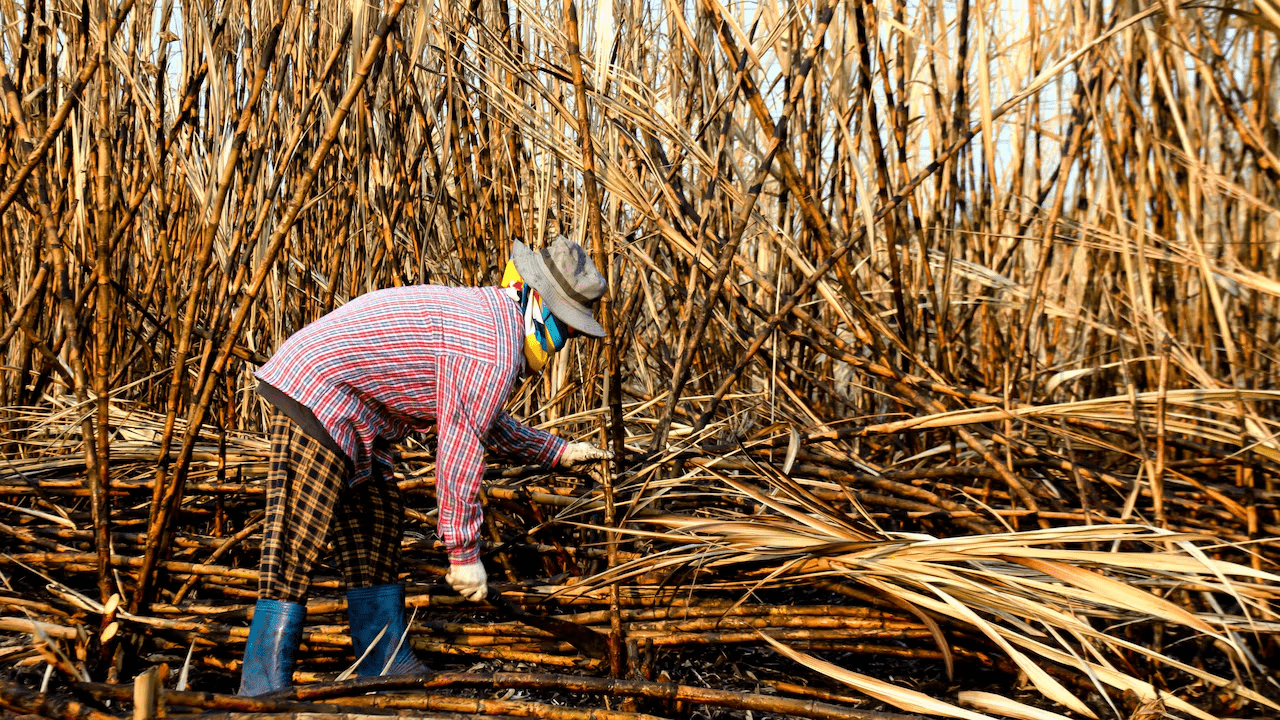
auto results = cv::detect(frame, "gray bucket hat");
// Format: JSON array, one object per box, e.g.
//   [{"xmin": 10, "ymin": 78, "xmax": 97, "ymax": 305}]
[{"xmin": 512, "ymin": 235, "xmax": 608, "ymax": 337}]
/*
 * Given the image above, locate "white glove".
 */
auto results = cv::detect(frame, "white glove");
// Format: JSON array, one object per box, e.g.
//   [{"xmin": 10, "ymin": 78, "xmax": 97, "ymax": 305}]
[
  {"xmin": 559, "ymin": 442, "xmax": 614, "ymax": 469},
  {"xmin": 445, "ymin": 560, "xmax": 488, "ymax": 601}
]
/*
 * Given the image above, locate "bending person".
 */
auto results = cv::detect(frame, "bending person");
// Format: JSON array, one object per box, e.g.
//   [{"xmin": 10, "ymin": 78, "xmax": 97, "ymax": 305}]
[{"xmin": 238, "ymin": 236, "xmax": 613, "ymax": 695}]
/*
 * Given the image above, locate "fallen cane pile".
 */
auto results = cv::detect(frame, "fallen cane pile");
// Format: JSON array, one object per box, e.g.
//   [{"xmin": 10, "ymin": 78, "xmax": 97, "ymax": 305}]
[{"xmin": 2, "ymin": 397, "xmax": 1279, "ymax": 719}]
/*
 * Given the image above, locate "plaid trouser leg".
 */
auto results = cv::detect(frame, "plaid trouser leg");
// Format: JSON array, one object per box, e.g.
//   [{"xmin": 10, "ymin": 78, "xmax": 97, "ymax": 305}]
[
  {"xmin": 330, "ymin": 465, "xmax": 405, "ymax": 589},
  {"xmin": 258, "ymin": 411, "xmax": 350, "ymax": 603}
]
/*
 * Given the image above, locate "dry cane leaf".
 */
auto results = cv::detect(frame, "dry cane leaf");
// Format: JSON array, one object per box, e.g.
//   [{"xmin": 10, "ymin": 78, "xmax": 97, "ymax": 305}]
[
  {"xmin": 924, "ymin": 583, "xmax": 1098, "ymax": 719},
  {"xmin": 761, "ymin": 634, "xmax": 998, "ymax": 720},
  {"xmin": 1012, "ymin": 557, "xmax": 1222, "ymax": 639},
  {"xmin": 957, "ymin": 691, "xmax": 1075, "ymax": 720}
]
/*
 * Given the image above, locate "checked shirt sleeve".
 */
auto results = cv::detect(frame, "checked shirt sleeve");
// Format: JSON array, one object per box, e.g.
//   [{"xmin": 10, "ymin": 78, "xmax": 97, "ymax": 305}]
[
  {"xmin": 435, "ymin": 355, "xmax": 510, "ymax": 564},
  {"xmin": 486, "ymin": 412, "xmax": 567, "ymax": 469}
]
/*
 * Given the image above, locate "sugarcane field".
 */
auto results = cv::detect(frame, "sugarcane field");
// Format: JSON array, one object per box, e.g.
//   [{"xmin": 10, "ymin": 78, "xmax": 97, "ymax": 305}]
[{"xmin": 2, "ymin": 0, "xmax": 1280, "ymax": 717}]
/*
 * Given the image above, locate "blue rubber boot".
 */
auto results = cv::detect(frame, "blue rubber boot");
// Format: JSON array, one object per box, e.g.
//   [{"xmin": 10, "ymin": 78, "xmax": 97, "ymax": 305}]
[
  {"xmin": 238, "ymin": 599, "xmax": 306, "ymax": 696},
  {"xmin": 346, "ymin": 584, "xmax": 429, "ymax": 676}
]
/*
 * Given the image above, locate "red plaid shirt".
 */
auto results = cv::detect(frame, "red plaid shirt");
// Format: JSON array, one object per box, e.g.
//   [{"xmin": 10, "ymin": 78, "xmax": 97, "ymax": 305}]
[{"xmin": 256, "ymin": 285, "xmax": 567, "ymax": 563}]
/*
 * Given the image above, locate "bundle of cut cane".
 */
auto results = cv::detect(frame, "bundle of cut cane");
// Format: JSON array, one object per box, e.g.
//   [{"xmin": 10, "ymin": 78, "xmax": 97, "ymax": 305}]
[{"xmin": 569, "ymin": 459, "xmax": 1280, "ymax": 720}]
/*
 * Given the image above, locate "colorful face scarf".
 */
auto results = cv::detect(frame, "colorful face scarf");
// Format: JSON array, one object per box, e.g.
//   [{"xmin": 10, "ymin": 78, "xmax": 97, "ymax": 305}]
[{"xmin": 501, "ymin": 260, "xmax": 571, "ymax": 372}]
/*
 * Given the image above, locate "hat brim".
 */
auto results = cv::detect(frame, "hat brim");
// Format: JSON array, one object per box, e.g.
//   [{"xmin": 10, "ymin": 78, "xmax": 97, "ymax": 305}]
[{"xmin": 512, "ymin": 241, "xmax": 607, "ymax": 337}]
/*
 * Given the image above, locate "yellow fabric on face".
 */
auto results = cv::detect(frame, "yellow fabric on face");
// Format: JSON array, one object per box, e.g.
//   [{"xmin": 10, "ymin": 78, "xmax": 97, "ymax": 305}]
[
  {"xmin": 500, "ymin": 259, "xmax": 522, "ymax": 289},
  {"xmin": 501, "ymin": 260, "xmax": 552, "ymax": 372}
]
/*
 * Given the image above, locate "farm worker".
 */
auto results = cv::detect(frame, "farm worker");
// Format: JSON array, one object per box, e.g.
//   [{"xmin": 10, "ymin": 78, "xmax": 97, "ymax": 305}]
[{"xmin": 237, "ymin": 236, "xmax": 613, "ymax": 696}]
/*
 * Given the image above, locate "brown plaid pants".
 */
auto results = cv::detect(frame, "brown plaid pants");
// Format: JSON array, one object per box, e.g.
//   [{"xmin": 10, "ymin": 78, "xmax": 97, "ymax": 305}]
[{"xmin": 259, "ymin": 410, "xmax": 405, "ymax": 602}]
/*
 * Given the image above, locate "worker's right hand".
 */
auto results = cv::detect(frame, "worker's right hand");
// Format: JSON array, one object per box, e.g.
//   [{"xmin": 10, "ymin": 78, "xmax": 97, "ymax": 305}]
[
  {"xmin": 560, "ymin": 442, "xmax": 614, "ymax": 468},
  {"xmin": 445, "ymin": 560, "xmax": 488, "ymax": 601}
]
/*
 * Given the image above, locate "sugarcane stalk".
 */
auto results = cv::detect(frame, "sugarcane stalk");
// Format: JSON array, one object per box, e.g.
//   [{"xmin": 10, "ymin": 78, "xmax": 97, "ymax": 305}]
[
  {"xmin": 91, "ymin": 2, "xmax": 115, "ymax": 612},
  {"xmin": 287, "ymin": 672, "xmax": 926, "ymax": 720}
]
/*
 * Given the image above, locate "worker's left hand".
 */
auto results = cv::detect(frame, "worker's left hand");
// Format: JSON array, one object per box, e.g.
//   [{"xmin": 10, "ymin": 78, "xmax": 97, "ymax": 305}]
[
  {"xmin": 446, "ymin": 560, "xmax": 488, "ymax": 601},
  {"xmin": 560, "ymin": 442, "xmax": 614, "ymax": 469}
]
